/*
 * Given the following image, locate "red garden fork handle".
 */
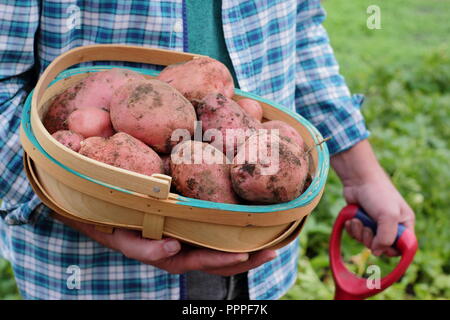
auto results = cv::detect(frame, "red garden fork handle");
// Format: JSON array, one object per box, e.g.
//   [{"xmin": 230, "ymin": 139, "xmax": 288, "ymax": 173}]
[{"xmin": 330, "ymin": 204, "xmax": 418, "ymax": 300}]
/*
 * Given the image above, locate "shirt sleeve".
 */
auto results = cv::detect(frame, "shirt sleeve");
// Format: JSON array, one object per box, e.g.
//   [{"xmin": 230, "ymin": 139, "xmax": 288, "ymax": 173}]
[
  {"xmin": 294, "ymin": 0, "xmax": 369, "ymax": 155},
  {"xmin": 0, "ymin": 0, "xmax": 51, "ymax": 225}
]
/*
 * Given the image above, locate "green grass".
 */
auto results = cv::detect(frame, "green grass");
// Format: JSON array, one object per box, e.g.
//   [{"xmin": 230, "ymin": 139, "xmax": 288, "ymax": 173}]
[
  {"xmin": 324, "ymin": 0, "xmax": 450, "ymax": 91},
  {"xmin": 0, "ymin": 259, "xmax": 21, "ymax": 300},
  {"xmin": 1, "ymin": 0, "xmax": 449, "ymax": 300},
  {"xmin": 284, "ymin": 0, "xmax": 450, "ymax": 300}
]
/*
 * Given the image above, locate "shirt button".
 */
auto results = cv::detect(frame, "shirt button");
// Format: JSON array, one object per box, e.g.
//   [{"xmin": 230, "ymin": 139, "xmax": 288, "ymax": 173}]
[{"xmin": 173, "ymin": 19, "xmax": 183, "ymax": 33}]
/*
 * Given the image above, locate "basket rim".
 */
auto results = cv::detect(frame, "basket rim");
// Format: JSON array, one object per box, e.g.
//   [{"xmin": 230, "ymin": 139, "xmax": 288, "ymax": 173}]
[{"xmin": 22, "ymin": 65, "xmax": 330, "ymax": 213}]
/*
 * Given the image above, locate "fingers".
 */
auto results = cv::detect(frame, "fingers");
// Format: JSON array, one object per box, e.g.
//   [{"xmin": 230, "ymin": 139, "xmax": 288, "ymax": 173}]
[
  {"xmin": 346, "ymin": 214, "xmax": 398, "ymax": 256},
  {"xmin": 385, "ymin": 247, "xmax": 400, "ymax": 257},
  {"xmin": 205, "ymin": 250, "xmax": 277, "ymax": 276},
  {"xmin": 110, "ymin": 229, "xmax": 275, "ymax": 275},
  {"xmin": 381, "ymin": 204, "xmax": 414, "ymax": 257},
  {"xmin": 350, "ymin": 219, "xmax": 363, "ymax": 240},
  {"xmin": 113, "ymin": 229, "xmax": 181, "ymax": 262},
  {"xmin": 156, "ymin": 248, "xmax": 277, "ymax": 275},
  {"xmin": 159, "ymin": 248, "xmax": 250, "ymax": 274},
  {"xmin": 371, "ymin": 215, "xmax": 398, "ymax": 256},
  {"xmin": 401, "ymin": 203, "xmax": 415, "ymax": 230},
  {"xmin": 108, "ymin": 229, "xmax": 276, "ymax": 275},
  {"xmin": 345, "ymin": 219, "xmax": 374, "ymax": 248},
  {"xmin": 362, "ymin": 226, "xmax": 373, "ymax": 248},
  {"xmin": 344, "ymin": 200, "xmax": 416, "ymax": 258},
  {"xmin": 346, "ymin": 219, "xmax": 400, "ymax": 256},
  {"xmin": 371, "ymin": 210, "xmax": 399, "ymax": 256},
  {"xmin": 346, "ymin": 212, "xmax": 400, "ymax": 256}
]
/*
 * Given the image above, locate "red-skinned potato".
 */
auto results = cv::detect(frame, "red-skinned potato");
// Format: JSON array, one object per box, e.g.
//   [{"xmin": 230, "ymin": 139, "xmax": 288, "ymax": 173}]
[
  {"xmin": 79, "ymin": 132, "xmax": 163, "ymax": 176},
  {"xmin": 67, "ymin": 108, "xmax": 114, "ymax": 138},
  {"xmin": 157, "ymin": 57, "xmax": 234, "ymax": 103},
  {"xmin": 43, "ymin": 68, "xmax": 145, "ymax": 133},
  {"xmin": 51, "ymin": 130, "xmax": 84, "ymax": 152},
  {"xmin": 262, "ymin": 120, "xmax": 305, "ymax": 150},
  {"xmin": 110, "ymin": 79, "xmax": 197, "ymax": 153},
  {"xmin": 237, "ymin": 98, "xmax": 263, "ymax": 122},
  {"xmin": 170, "ymin": 140, "xmax": 240, "ymax": 204},
  {"xmin": 230, "ymin": 132, "xmax": 309, "ymax": 204},
  {"xmin": 197, "ymin": 93, "xmax": 262, "ymax": 157}
]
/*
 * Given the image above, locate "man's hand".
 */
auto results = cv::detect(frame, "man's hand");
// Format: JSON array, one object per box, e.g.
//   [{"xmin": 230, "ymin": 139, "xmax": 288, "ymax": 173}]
[
  {"xmin": 331, "ymin": 139, "xmax": 415, "ymax": 257},
  {"xmin": 53, "ymin": 214, "xmax": 277, "ymax": 276}
]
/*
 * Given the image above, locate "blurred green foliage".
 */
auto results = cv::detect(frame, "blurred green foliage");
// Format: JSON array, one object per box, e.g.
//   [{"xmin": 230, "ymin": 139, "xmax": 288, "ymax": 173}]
[
  {"xmin": 1, "ymin": 0, "xmax": 449, "ymax": 300},
  {"xmin": 0, "ymin": 259, "xmax": 21, "ymax": 300},
  {"xmin": 284, "ymin": 0, "xmax": 450, "ymax": 300}
]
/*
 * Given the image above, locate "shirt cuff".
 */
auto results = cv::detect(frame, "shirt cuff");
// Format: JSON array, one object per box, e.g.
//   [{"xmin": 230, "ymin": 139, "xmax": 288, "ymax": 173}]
[
  {"xmin": 1, "ymin": 194, "xmax": 51, "ymax": 226},
  {"xmin": 315, "ymin": 94, "xmax": 370, "ymax": 155}
]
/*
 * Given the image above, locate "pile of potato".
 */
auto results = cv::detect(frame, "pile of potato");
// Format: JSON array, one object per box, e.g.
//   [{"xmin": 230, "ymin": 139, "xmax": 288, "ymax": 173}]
[{"xmin": 45, "ymin": 57, "xmax": 310, "ymax": 205}]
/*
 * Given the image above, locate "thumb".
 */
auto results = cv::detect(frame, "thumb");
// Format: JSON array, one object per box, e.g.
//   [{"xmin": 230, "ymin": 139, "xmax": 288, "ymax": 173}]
[
  {"xmin": 114, "ymin": 229, "xmax": 181, "ymax": 262},
  {"xmin": 371, "ymin": 211, "xmax": 399, "ymax": 256}
]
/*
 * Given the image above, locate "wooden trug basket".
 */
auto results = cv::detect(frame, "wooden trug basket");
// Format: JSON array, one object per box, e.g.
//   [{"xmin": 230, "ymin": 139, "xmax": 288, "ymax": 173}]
[{"xmin": 20, "ymin": 45, "xmax": 330, "ymax": 253}]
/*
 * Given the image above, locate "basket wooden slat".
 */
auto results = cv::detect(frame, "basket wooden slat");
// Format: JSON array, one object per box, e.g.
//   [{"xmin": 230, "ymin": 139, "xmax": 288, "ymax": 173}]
[{"xmin": 24, "ymin": 153, "xmax": 304, "ymax": 252}]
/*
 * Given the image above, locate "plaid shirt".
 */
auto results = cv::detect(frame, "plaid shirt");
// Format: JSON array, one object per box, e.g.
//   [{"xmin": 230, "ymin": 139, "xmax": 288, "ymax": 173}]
[{"xmin": 0, "ymin": 0, "xmax": 368, "ymax": 299}]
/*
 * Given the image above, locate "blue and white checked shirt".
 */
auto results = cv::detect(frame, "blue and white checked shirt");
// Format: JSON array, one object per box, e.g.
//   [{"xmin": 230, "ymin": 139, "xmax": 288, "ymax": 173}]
[{"xmin": 0, "ymin": 0, "xmax": 369, "ymax": 299}]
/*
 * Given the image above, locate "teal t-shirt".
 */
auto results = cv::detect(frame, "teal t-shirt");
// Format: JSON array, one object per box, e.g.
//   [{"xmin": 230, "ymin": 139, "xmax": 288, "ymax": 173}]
[
  {"xmin": 184, "ymin": 1, "xmax": 247, "ymax": 300},
  {"xmin": 186, "ymin": 0, "xmax": 239, "ymax": 88}
]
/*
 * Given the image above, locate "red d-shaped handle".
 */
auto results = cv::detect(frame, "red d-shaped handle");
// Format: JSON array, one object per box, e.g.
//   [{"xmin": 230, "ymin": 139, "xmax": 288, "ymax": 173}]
[{"xmin": 330, "ymin": 204, "xmax": 418, "ymax": 300}]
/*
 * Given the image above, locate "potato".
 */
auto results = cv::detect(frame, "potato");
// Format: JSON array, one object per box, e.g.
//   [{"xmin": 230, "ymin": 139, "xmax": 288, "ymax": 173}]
[
  {"xmin": 237, "ymin": 98, "xmax": 263, "ymax": 122},
  {"xmin": 170, "ymin": 140, "xmax": 240, "ymax": 204},
  {"xmin": 43, "ymin": 68, "xmax": 145, "ymax": 133},
  {"xmin": 262, "ymin": 120, "xmax": 305, "ymax": 150},
  {"xmin": 157, "ymin": 57, "xmax": 234, "ymax": 103},
  {"xmin": 79, "ymin": 132, "xmax": 163, "ymax": 176},
  {"xmin": 230, "ymin": 132, "xmax": 309, "ymax": 204},
  {"xmin": 110, "ymin": 79, "xmax": 196, "ymax": 153},
  {"xmin": 67, "ymin": 108, "xmax": 114, "ymax": 138},
  {"xmin": 51, "ymin": 130, "xmax": 84, "ymax": 152},
  {"xmin": 197, "ymin": 93, "xmax": 262, "ymax": 157}
]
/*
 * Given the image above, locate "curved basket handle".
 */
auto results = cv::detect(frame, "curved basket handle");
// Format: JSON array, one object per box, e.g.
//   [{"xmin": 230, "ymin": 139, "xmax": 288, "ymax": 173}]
[
  {"xmin": 30, "ymin": 45, "xmax": 203, "ymax": 198},
  {"xmin": 32, "ymin": 44, "xmax": 205, "ymax": 106},
  {"xmin": 330, "ymin": 204, "xmax": 418, "ymax": 300}
]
